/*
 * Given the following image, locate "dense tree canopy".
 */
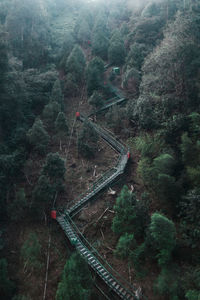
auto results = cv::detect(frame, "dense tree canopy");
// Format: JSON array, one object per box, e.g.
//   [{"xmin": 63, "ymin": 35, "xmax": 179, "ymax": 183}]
[{"xmin": 1, "ymin": 0, "xmax": 200, "ymax": 299}]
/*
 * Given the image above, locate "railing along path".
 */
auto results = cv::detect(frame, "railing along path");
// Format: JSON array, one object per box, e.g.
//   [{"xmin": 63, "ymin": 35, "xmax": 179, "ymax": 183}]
[{"xmin": 56, "ymin": 82, "xmax": 140, "ymax": 299}]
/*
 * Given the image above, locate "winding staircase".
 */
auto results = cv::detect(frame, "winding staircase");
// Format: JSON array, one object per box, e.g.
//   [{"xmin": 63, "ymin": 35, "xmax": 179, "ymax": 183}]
[{"xmin": 55, "ymin": 81, "xmax": 141, "ymax": 300}]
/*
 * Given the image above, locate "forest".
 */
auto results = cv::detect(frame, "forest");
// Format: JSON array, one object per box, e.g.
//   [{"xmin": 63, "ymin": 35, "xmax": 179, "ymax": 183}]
[{"xmin": 0, "ymin": 0, "xmax": 200, "ymax": 299}]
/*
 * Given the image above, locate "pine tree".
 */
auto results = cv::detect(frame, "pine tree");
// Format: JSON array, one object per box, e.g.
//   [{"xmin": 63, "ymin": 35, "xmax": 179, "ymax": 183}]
[
  {"xmin": 27, "ymin": 119, "xmax": 50, "ymax": 155},
  {"xmin": 108, "ymin": 32, "xmax": 126, "ymax": 65},
  {"xmin": 86, "ymin": 57, "xmax": 104, "ymax": 96},
  {"xmin": 42, "ymin": 152, "xmax": 66, "ymax": 181},
  {"xmin": 77, "ymin": 121, "xmax": 98, "ymax": 158},
  {"xmin": 55, "ymin": 112, "xmax": 68, "ymax": 150},
  {"xmin": 92, "ymin": 31, "xmax": 109, "ymax": 59},
  {"xmin": 146, "ymin": 213, "xmax": 176, "ymax": 266},
  {"xmin": 56, "ymin": 252, "xmax": 92, "ymax": 300},
  {"xmin": 112, "ymin": 185, "xmax": 149, "ymax": 238},
  {"xmin": 65, "ymin": 45, "xmax": 86, "ymax": 83},
  {"xmin": 115, "ymin": 233, "xmax": 136, "ymax": 259},
  {"xmin": 32, "ymin": 175, "xmax": 54, "ymax": 218},
  {"xmin": 88, "ymin": 91, "xmax": 103, "ymax": 110},
  {"xmin": 51, "ymin": 79, "xmax": 64, "ymax": 110}
]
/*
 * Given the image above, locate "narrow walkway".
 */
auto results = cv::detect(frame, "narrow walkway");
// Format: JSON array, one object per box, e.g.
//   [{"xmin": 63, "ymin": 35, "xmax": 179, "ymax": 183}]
[{"xmin": 56, "ymin": 85, "xmax": 140, "ymax": 299}]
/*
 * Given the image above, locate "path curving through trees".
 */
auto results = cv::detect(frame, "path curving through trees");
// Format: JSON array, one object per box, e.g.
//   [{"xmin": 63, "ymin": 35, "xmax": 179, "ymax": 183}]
[{"xmin": 56, "ymin": 84, "xmax": 140, "ymax": 300}]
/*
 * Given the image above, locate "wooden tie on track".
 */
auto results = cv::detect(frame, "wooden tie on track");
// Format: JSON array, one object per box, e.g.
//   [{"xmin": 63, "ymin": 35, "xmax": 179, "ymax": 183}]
[{"xmin": 56, "ymin": 88, "xmax": 140, "ymax": 299}]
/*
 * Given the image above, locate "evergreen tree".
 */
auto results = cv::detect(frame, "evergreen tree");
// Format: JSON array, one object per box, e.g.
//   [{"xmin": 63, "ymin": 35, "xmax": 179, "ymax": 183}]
[
  {"xmin": 6, "ymin": 0, "xmax": 51, "ymax": 68},
  {"xmin": 88, "ymin": 91, "xmax": 103, "ymax": 110},
  {"xmin": 108, "ymin": 31, "xmax": 126, "ymax": 65},
  {"xmin": 56, "ymin": 252, "xmax": 92, "ymax": 300},
  {"xmin": 112, "ymin": 185, "xmax": 149, "ymax": 238},
  {"xmin": 51, "ymin": 79, "xmax": 64, "ymax": 110},
  {"xmin": 59, "ymin": 31, "xmax": 75, "ymax": 68},
  {"xmin": 77, "ymin": 19, "xmax": 91, "ymax": 45},
  {"xmin": 146, "ymin": 213, "xmax": 176, "ymax": 266},
  {"xmin": 27, "ymin": 119, "xmax": 50, "ymax": 155},
  {"xmin": 43, "ymin": 101, "xmax": 61, "ymax": 127},
  {"xmin": 42, "ymin": 152, "xmax": 66, "ymax": 181},
  {"xmin": 32, "ymin": 175, "xmax": 54, "ymax": 217},
  {"xmin": 77, "ymin": 121, "xmax": 98, "ymax": 158},
  {"xmin": 115, "ymin": 233, "xmax": 136, "ymax": 259},
  {"xmin": 92, "ymin": 31, "xmax": 109, "ymax": 59},
  {"xmin": 65, "ymin": 45, "xmax": 86, "ymax": 83},
  {"xmin": 179, "ymin": 188, "xmax": 200, "ymax": 247},
  {"xmin": 86, "ymin": 57, "xmax": 104, "ymax": 96},
  {"xmin": 154, "ymin": 266, "xmax": 180, "ymax": 300},
  {"xmin": 55, "ymin": 112, "xmax": 68, "ymax": 150}
]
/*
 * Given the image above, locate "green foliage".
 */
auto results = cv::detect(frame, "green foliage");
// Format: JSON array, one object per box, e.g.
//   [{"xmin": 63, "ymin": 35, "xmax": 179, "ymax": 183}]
[
  {"xmin": 91, "ymin": 13, "xmax": 109, "ymax": 59},
  {"xmin": 59, "ymin": 31, "xmax": 75, "ymax": 68},
  {"xmin": 55, "ymin": 112, "xmax": 68, "ymax": 139},
  {"xmin": 183, "ymin": 267, "xmax": 200, "ymax": 300},
  {"xmin": 0, "ymin": 150, "xmax": 25, "ymax": 220},
  {"xmin": 135, "ymin": 133, "xmax": 179, "ymax": 204},
  {"xmin": 135, "ymin": 133, "xmax": 164, "ymax": 158},
  {"xmin": 56, "ymin": 252, "xmax": 92, "ymax": 300},
  {"xmin": 86, "ymin": 57, "xmax": 104, "ymax": 96},
  {"xmin": 8, "ymin": 188, "xmax": 27, "ymax": 221},
  {"xmin": 153, "ymin": 153, "xmax": 175, "ymax": 175},
  {"xmin": 108, "ymin": 31, "xmax": 126, "ymax": 65},
  {"xmin": 189, "ymin": 112, "xmax": 200, "ymax": 139},
  {"xmin": 121, "ymin": 67, "xmax": 140, "ymax": 94},
  {"xmin": 105, "ymin": 106, "xmax": 126, "ymax": 133},
  {"xmin": 6, "ymin": 0, "xmax": 51, "ymax": 68},
  {"xmin": 180, "ymin": 133, "xmax": 194, "ymax": 165},
  {"xmin": 21, "ymin": 233, "xmax": 42, "ymax": 272},
  {"xmin": 42, "ymin": 152, "xmax": 66, "ymax": 181},
  {"xmin": 112, "ymin": 185, "xmax": 149, "ymax": 238},
  {"xmin": 64, "ymin": 73, "xmax": 79, "ymax": 96},
  {"xmin": 51, "ymin": 79, "xmax": 64, "ymax": 110},
  {"xmin": 134, "ymin": 11, "xmax": 200, "ymax": 128},
  {"xmin": 187, "ymin": 166, "xmax": 200, "ymax": 187},
  {"xmin": 126, "ymin": 43, "xmax": 148, "ymax": 71},
  {"xmin": 92, "ymin": 31, "xmax": 109, "ymax": 59},
  {"xmin": 146, "ymin": 213, "xmax": 176, "ymax": 266},
  {"xmin": 77, "ymin": 19, "xmax": 91, "ymax": 45},
  {"xmin": 179, "ymin": 189, "xmax": 200, "ymax": 247},
  {"xmin": 154, "ymin": 267, "xmax": 180, "ymax": 300},
  {"xmin": 23, "ymin": 67, "xmax": 58, "ymax": 114},
  {"xmin": 27, "ymin": 119, "xmax": 50, "ymax": 155},
  {"xmin": 43, "ymin": 101, "xmax": 61, "ymax": 127},
  {"xmin": 65, "ymin": 45, "xmax": 85, "ymax": 83},
  {"xmin": 0, "ymin": 258, "xmax": 15, "ymax": 299},
  {"xmin": 115, "ymin": 233, "xmax": 136, "ymax": 259},
  {"xmin": 77, "ymin": 121, "xmax": 98, "ymax": 158},
  {"xmin": 186, "ymin": 290, "xmax": 200, "ymax": 300},
  {"xmin": 74, "ymin": 9, "xmax": 93, "ymax": 41},
  {"xmin": 88, "ymin": 91, "xmax": 103, "ymax": 110},
  {"xmin": 131, "ymin": 243, "xmax": 146, "ymax": 273},
  {"xmin": 32, "ymin": 175, "xmax": 54, "ymax": 217}
]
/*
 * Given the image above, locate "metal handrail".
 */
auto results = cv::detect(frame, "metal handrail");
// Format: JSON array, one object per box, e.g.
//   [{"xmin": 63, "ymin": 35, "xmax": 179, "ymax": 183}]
[{"xmin": 56, "ymin": 83, "xmax": 140, "ymax": 299}]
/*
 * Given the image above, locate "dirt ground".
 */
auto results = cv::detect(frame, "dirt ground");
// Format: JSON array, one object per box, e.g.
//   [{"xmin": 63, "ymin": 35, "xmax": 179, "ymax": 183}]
[
  {"xmin": 4, "ymin": 67, "xmax": 163, "ymax": 300},
  {"xmin": 57, "ymin": 90, "xmax": 163, "ymax": 300}
]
